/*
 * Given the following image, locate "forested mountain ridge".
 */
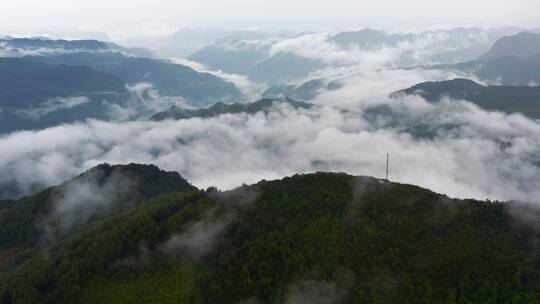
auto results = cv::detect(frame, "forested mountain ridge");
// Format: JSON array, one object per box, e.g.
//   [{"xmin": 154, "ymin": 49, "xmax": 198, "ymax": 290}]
[
  {"xmin": 2, "ymin": 168, "xmax": 540, "ymax": 303},
  {"xmin": 0, "ymin": 163, "xmax": 196, "ymax": 284}
]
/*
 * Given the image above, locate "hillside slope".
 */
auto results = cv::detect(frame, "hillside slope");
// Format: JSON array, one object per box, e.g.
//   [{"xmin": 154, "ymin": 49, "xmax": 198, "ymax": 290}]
[
  {"xmin": 0, "ymin": 163, "xmax": 196, "ymax": 282},
  {"xmin": 2, "ymin": 170, "xmax": 540, "ymax": 303},
  {"xmin": 480, "ymin": 32, "xmax": 540, "ymax": 60}
]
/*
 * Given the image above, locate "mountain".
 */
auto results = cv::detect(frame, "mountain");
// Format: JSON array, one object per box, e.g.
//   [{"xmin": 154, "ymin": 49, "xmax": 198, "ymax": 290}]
[
  {"xmin": 430, "ymin": 54, "xmax": 540, "ymax": 86},
  {"xmin": 188, "ymin": 44, "xmax": 268, "ymax": 75},
  {"xmin": 393, "ymin": 78, "xmax": 540, "ymax": 119},
  {"xmin": 151, "ymin": 98, "xmax": 312, "ymax": 121},
  {"xmin": 29, "ymin": 52, "xmax": 243, "ymax": 105},
  {"xmin": 263, "ymin": 79, "xmax": 329, "ymax": 101},
  {"xmin": 0, "ymin": 37, "xmax": 243, "ymax": 106},
  {"xmin": 330, "ymin": 28, "xmax": 411, "ymax": 49},
  {"xmin": 186, "ymin": 32, "xmax": 328, "ymax": 85},
  {"xmin": 0, "ymin": 37, "xmax": 154, "ymax": 58},
  {"xmin": 479, "ymin": 32, "xmax": 540, "ymax": 60},
  {"xmin": 250, "ymin": 52, "xmax": 325, "ymax": 84},
  {"xmin": 330, "ymin": 27, "xmax": 519, "ymax": 64},
  {"xmin": 157, "ymin": 28, "xmax": 280, "ymax": 58},
  {"xmin": 186, "ymin": 27, "xmax": 514, "ymax": 85},
  {"xmin": 0, "ymin": 57, "xmax": 128, "ymax": 133},
  {"xmin": 189, "ymin": 44, "xmax": 322, "ymax": 84},
  {"xmin": 427, "ymin": 32, "xmax": 540, "ymax": 85},
  {"xmin": 2, "ymin": 170, "xmax": 540, "ymax": 303},
  {"xmin": 156, "ymin": 28, "xmax": 234, "ymax": 58},
  {"xmin": 0, "ymin": 163, "xmax": 196, "ymax": 278},
  {"xmin": 0, "ymin": 38, "xmax": 244, "ymax": 132}
]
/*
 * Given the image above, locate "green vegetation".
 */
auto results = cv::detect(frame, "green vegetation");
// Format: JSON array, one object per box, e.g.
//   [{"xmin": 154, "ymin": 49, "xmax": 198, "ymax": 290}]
[
  {"xmin": 2, "ymin": 170, "xmax": 540, "ymax": 303},
  {"xmin": 0, "ymin": 163, "xmax": 196, "ymax": 251},
  {"xmin": 80, "ymin": 266, "xmax": 201, "ymax": 304}
]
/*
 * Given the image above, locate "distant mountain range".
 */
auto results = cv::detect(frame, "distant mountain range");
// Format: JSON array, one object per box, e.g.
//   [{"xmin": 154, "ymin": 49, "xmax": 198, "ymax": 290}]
[
  {"xmin": 29, "ymin": 52, "xmax": 243, "ymax": 104},
  {"xmin": 329, "ymin": 28, "xmax": 414, "ymax": 49},
  {"xmin": 151, "ymin": 97, "xmax": 312, "ymax": 121},
  {"xmin": 186, "ymin": 27, "xmax": 518, "ymax": 84},
  {"xmin": 2, "ymin": 164, "xmax": 540, "ymax": 303},
  {"xmin": 0, "ymin": 38, "xmax": 245, "ymax": 133},
  {"xmin": 0, "ymin": 57, "xmax": 128, "ymax": 133},
  {"xmin": 158, "ymin": 29, "xmax": 276, "ymax": 59},
  {"xmin": 0, "ymin": 37, "xmax": 154, "ymax": 58},
  {"xmin": 479, "ymin": 32, "xmax": 540, "ymax": 60},
  {"xmin": 394, "ymin": 78, "xmax": 540, "ymax": 119},
  {"xmin": 1, "ymin": 37, "xmax": 243, "ymax": 104},
  {"xmin": 188, "ymin": 44, "xmax": 266, "ymax": 75},
  {"xmin": 189, "ymin": 46, "xmax": 324, "ymax": 84},
  {"xmin": 262, "ymin": 79, "xmax": 329, "ymax": 101},
  {"xmin": 430, "ymin": 32, "xmax": 540, "ymax": 85}
]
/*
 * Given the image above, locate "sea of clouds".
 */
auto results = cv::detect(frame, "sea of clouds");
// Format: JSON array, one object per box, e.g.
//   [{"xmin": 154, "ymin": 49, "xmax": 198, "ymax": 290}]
[
  {"xmin": 1, "ymin": 66, "xmax": 539, "ymax": 203},
  {"xmin": 1, "ymin": 28, "xmax": 538, "ymax": 203}
]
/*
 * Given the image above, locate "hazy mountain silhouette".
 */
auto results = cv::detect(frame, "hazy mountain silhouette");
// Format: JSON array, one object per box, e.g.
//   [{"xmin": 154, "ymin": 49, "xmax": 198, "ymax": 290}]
[
  {"xmin": 151, "ymin": 97, "xmax": 311, "ymax": 120},
  {"xmin": 28, "ymin": 52, "xmax": 243, "ymax": 105},
  {"xmin": 479, "ymin": 32, "xmax": 540, "ymax": 60}
]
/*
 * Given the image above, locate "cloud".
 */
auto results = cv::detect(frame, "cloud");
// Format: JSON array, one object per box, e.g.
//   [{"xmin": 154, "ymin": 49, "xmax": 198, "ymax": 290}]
[
  {"xmin": 268, "ymin": 30, "xmax": 493, "ymax": 72},
  {"xmin": 104, "ymin": 82, "xmax": 193, "ymax": 121},
  {"xmin": 15, "ymin": 96, "xmax": 90, "ymax": 120},
  {"xmin": 171, "ymin": 58, "xmax": 263, "ymax": 99},
  {"xmin": 162, "ymin": 209, "xmax": 233, "ymax": 259},
  {"xmin": 284, "ymin": 280, "xmax": 348, "ymax": 304},
  {"xmin": 40, "ymin": 167, "xmax": 138, "ymax": 244},
  {"xmin": 161, "ymin": 187, "xmax": 259, "ymax": 259},
  {"xmin": 0, "ymin": 67, "xmax": 539, "ymax": 205}
]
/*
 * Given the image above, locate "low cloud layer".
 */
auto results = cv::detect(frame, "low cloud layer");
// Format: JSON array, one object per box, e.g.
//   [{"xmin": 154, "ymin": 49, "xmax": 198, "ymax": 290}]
[
  {"xmin": 162, "ymin": 211, "xmax": 233, "ymax": 259},
  {"xmin": 0, "ymin": 67, "xmax": 539, "ymax": 203}
]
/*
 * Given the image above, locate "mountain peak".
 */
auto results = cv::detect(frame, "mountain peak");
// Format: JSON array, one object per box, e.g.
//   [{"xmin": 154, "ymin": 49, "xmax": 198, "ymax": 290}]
[
  {"xmin": 0, "ymin": 163, "xmax": 197, "ymax": 251},
  {"xmin": 480, "ymin": 31, "xmax": 540, "ymax": 60}
]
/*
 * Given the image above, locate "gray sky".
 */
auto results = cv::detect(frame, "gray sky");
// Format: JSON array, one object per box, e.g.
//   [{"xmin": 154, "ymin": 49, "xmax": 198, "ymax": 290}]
[{"xmin": 2, "ymin": 0, "xmax": 538, "ymax": 41}]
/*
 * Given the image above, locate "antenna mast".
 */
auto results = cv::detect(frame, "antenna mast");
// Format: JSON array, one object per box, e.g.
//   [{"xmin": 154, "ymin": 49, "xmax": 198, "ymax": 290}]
[{"xmin": 386, "ymin": 153, "xmax": 389, "ymax": 181}]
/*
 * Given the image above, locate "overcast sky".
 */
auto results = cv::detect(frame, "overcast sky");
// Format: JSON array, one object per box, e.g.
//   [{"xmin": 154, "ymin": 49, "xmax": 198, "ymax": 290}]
[{"xmin": 1, "ymin": 0, "xmax": 538, "ymax": 40}]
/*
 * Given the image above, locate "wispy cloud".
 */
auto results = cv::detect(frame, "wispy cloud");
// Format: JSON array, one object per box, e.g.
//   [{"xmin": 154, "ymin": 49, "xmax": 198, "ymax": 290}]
[
  {"xmin": 171, "ymin": 58, "xmax": 263, "ymax": 99},
  {"xmin": 15, "ymin": 96, "xmax": 90, "ymax": 120}
]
